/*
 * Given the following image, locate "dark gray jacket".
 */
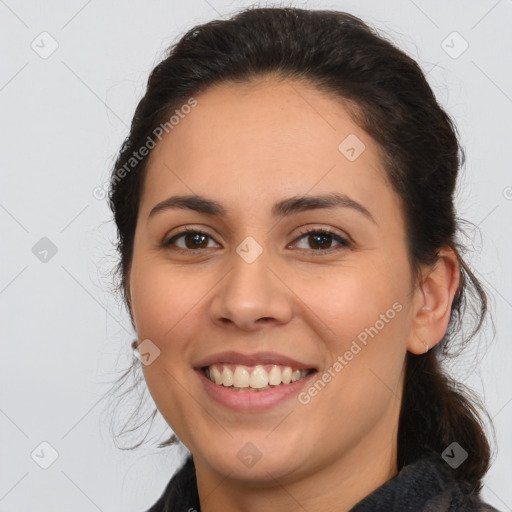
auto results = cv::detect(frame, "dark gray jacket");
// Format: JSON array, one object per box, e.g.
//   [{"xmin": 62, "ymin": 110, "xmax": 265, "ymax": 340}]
[{"xmin": 146, "ymin": 452, "xmax": 501, "ymax": 511}]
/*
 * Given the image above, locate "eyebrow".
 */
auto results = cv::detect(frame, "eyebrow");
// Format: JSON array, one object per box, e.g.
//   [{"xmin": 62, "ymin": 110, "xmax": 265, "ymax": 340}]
[{"xmin": 148, "ymin": 192, "xmax": 376, "ymax": 224}]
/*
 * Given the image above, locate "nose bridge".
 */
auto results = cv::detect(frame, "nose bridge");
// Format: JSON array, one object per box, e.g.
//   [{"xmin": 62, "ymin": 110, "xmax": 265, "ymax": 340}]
[{"xmin": 211, "ymin": 237, "xmax": 292, "ymax": 329}]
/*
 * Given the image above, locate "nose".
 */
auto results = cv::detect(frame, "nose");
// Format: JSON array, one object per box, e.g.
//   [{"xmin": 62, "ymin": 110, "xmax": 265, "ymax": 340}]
[{"xmin": 209, "ymin": 250, "xmax": 293, "ymax": 332}]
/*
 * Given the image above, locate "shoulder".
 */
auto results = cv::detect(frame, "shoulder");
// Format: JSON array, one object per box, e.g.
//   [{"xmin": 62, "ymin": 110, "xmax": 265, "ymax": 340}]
[
  {"xmin": 425, "ymin": 484, "xmax": 501, "ymax": 512},
  {"xmin": 146, "ymin": 452, "xmax": 503, "ymax": 512},
  {"xmin": 448, "ymin": 481, "xmax": 501, "ymax": 512},
  {"xmin": 351, "ymin": 452, "xmax": 502, "ymax": 512},
  {"xmin": 412, "ymin": 455, "xmax": 502, "ymax": 512}
]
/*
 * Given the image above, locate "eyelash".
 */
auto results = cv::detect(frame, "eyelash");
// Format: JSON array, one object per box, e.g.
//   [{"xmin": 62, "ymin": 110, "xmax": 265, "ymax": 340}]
[{"xmin": 162, "ymin": 226, "xmax": 352, "ymax": 254}]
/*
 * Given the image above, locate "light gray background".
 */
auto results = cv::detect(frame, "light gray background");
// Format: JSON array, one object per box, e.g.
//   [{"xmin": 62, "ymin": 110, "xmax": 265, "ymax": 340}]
[{"xmin": 1, "ymin": 0, "xmax": 511, "ymax": 510}]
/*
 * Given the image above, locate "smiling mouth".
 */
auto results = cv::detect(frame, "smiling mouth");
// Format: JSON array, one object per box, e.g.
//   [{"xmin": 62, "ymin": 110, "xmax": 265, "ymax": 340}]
[{"xmin": 201, "ymin": 363, "xmax": 317, "ymax": 391}]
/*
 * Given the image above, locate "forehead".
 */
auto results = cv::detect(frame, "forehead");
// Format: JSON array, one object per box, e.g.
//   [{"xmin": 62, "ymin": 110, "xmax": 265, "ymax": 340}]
[
  {"xmin": 140, "ymin": 77, "xmax": 401, "ymax": 227},
  {"xmin": 153, "ymin": 77, "xmax": 370, "ymax": 164}
]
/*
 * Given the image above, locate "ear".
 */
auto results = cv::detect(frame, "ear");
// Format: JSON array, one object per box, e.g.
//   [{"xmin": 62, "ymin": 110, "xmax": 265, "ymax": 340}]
[
  {"xmin": 407, "ymin": 247, "xmax": 460, "ymax": 355},
  {"xmin": 125, "ymin": 277, "xmax": 136, "ymax": 330}
]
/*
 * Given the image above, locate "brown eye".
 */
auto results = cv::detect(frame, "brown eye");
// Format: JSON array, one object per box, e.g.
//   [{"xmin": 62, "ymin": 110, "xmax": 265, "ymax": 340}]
[
  {"xmin": 293, "ymin": 229, "xmax": 351, "ymax": 253},
  {"xmin": 163, "ymin": 230, "xmax": 218, "ymax": 251},
  {"xmin": 162, "ymin": 228, "xmax": 351, "ymax": 254}
]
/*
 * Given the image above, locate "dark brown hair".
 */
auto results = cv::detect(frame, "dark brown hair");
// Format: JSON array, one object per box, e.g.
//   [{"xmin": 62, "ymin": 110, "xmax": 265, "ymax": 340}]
[{"xmin": 105, "ymin": 6, "xmax": 496, "ymax": 492}]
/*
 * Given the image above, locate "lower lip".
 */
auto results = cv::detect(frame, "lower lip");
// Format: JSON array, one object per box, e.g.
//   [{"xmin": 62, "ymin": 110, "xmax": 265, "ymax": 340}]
[{"xmin": 195, "ymin": 368, "xmax": 318, "ymax": 412}]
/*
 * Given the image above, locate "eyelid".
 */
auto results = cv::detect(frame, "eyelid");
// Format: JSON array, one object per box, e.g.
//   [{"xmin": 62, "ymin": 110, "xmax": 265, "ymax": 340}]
[{"xmin": 292, "ymin": 224, "xmax": 351, "ymax": 241}]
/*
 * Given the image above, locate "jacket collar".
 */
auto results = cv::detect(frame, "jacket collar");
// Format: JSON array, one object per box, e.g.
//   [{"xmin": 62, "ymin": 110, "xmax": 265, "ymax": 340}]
[{"xmin": 149, "ymin": 449, "xmax": 497, "ymax": 512}]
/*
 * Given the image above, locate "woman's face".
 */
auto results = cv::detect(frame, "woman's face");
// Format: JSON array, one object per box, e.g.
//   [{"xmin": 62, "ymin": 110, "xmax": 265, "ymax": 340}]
[{"xmin": 128, "ymin": 77, "xmax": 423, "ymax": 484}]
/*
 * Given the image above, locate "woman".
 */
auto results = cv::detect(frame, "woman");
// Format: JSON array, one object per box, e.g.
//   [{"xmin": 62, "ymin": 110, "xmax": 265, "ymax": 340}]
[{"xmin": 107, "ymin": 6, "xmax": 500, "ymax": 511}]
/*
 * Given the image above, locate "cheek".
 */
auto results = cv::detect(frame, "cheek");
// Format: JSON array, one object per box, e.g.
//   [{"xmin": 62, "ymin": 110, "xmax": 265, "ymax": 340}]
[
  {"xmin": 130, "ymin": 263, "xmax": 205, "ymax": 439},
  {"xmin": 289, "ymin": 269, "xmax": 408, "ymax": 462},
  {"xmin": 130, "ymin": 258, "xmax": 201, "ymax": 342},
  {"xmin": 298, "ymin": 260, "xmax": 409, "ymax": 390},
  {"xmin": 302, "ymin": 266, "xmax": 402, "ymax": 342},
  {"xmin": 305, "ymin": 273, "xmax": 408, "ymax": 394}
]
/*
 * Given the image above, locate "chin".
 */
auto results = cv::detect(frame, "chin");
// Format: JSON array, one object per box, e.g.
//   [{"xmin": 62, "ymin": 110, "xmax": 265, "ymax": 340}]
[{"xmin": 197, "ymin": 437, "xmax": 307, "ymax": 483}]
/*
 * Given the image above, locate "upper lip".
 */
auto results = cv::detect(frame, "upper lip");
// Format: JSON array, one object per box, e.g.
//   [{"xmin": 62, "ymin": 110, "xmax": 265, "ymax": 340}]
[{"xmin": 193, "ymin": 351, "xmax": 318, "ymax": 371}]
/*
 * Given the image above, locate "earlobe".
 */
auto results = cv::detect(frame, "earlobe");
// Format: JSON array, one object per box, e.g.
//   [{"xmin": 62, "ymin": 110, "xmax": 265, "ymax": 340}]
[{"xmin": 407, "ymin": 247, "xmax": 461, "ymax": 355}]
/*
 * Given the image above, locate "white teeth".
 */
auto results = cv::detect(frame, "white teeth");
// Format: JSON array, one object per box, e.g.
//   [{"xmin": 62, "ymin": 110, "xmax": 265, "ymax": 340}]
[
  {"xmin": 204, "ymin": 364, "xmax": 312, "ymax": 389},
  {"xmin": 233, "ymin": 365, "xmax": 250, "ymax": 387},
  {"xmin": 221, "ymin": 366, "xmax": 233, "ymax": 386},
  {"xmin": 211, "ymin": 365, "xmax": 223, "ymax": 385},
  {"xmin": 250, "ymin": 365, "xmax": 268, "ymax": 388},
  {"xmin": 281, "ymin": 366, "xmax": 292, "ymax": 384},
  {"xmin": 291, "ymin": 369, "xmax": 302, "ymax": 382},
  {"xmin": 268, "ymin": 365, "xmax": 281, "ymax": 385}
]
